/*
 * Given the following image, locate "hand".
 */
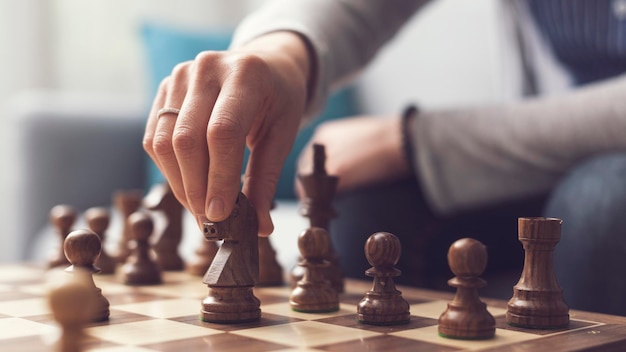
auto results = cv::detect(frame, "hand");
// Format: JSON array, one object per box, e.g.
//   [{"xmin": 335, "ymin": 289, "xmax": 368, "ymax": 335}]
[
  {"xmin": 143, "ymin": 32, "xmax": 311, "ymax": 236},
  {"xmin": 297, "ymin": 115, "xmax": 412, "ymax": 196}
]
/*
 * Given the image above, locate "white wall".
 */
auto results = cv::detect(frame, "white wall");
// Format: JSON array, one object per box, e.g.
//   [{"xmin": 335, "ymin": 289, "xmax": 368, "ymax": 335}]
[
  {"xmin": 0, "ymin": 0, "xmax": 266, "ymax": 107},
  {"xmin": 355, "ymin": 0, "xmax": 509, "ymax": 113},
  {"xmin": 0, "ymin": 0, "xmax": 511, "ymax": 111}
]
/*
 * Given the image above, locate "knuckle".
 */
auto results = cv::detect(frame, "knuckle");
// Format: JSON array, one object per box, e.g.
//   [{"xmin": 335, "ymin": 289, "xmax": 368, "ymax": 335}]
[
  {"xmin": 152, "ymin": 134, "xmax": 174, "ymax": 156},
  {"xmin": 142, "ymin": 135, "xmax": 154, "ymax": 153},
  {"xmin": 228, "ymin": 54, "xmax": 271, "ymax": 84},
  {"xmin": 207, "ymin": 116, "xmax": 244, "ymax": 142},
  {"xmin": 172, "ymin": 128, "xmax": 198, "ymax": 153},
  {"xmin": 195, "ymin": 50, "xmax": 221, "ymax": 64},
  {"xmin": 171, "ymin": 61, "xmax": 189, "ymax": 76},
  {"xmin": 193, "ymin": 51, "xmax": 222, "ymax": 74},
  {"xmin": 232, "ymin": 54, "xmax": 269, "ymax": 74}
]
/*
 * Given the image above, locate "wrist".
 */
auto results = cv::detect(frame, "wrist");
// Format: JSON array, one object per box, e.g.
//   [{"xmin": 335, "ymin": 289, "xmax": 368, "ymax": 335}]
[{"xmin": 401, "ymin": 104, "xmax": 419, "ymax": 176}]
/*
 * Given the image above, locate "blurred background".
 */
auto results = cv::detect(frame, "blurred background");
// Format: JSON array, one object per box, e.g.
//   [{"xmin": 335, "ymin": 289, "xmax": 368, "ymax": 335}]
[{"xmin": 0, "ymin": 0, "xmax": 511, "ymax": 263}]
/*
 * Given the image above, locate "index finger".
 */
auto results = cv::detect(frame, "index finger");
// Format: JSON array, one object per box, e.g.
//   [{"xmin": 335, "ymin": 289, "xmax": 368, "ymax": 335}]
[{"xmin": 204, "ymin": 55, "xmax": 272, "ymax": 221}]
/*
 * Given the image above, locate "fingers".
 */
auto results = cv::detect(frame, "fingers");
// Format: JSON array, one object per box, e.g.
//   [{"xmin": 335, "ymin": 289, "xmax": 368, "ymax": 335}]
[
  {"xmin": 172, "ymin": 55, "xmax": 222, "ymax": 217},
  {"xmin": 144, "ymin": 49, "xmax": 303, "ymax": 236},
  {"xmin": 204, "ymin": 55, "xmax": 272, "ymax": 222},
  {"xmin": 144, "ymin": 76, "xmax": 190, "ymax": 209},
  {"xmin": 243, "ymin": 149, "xmax": 282, "ymax": 236},
  {"xmin": 145, "ymin": 63, "xmax": 193, "ymax": 210}
]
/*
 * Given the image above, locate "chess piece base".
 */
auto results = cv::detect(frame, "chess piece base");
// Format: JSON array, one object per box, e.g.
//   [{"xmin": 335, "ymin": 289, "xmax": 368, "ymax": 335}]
[
  {"xmin": 201, "ymin": 286, "xmax": 261, "ymax": 323},
  {"xmin": 357, "ymin": 291, "xmax": 410, "ymax": 325},
  {"xmin": 92, "ymin": 288, "xmax": 110, "ymax": 322},
  {"xmin": 290, "ymin": 283, "xmax": 339, "ymax": 313},
  {"xmin": 121, "ymin": 263, "xmax": 162, "ymax": 286},
  {"xmin": 289, "ymin": 261, "xmax": 344, "ymax": 293},
  {"xmin": 506, "ymin": 289, "xmax": 569, "ymax": 329},
  {"xmin": 438, "ymin": 301, "xmax": 495, "ymax": 340}
]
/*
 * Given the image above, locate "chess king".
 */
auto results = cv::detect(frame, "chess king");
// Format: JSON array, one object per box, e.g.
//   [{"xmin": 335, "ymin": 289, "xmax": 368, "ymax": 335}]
[{"xmin": 201, "ymin": 192, "xmax": 261, "ymax": 323}]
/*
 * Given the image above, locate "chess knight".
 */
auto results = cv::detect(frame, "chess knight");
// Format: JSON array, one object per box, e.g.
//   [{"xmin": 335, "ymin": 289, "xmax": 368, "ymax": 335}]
[{"xmin": 201, "ymin": 192, "xmax": 261, "ymax": 323}]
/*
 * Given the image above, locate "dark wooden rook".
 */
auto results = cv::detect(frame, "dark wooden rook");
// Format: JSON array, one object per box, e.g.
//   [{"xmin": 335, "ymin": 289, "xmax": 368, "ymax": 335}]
[
  {"xmin": 507, "ymin": 217, "xmax": 569, "ymax": 329},
  {"xmin": 438, "ymin": 237, "xmax": 495, "ymax": 339}
]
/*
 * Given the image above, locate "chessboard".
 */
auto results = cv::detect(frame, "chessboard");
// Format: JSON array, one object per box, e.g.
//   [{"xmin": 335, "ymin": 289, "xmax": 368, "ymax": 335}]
[{"xmin": 2, "ymin": 264, "xmax": 626, "ymax": 352}]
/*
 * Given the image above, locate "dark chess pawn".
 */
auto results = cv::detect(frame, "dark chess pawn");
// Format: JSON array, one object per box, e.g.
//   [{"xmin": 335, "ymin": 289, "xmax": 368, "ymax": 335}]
[
  {"xmin": 112, "ymin": 189, "xmax": 143, "ymax": 263},
  {"xmin": 85, "ymin": 207, "xmax": 116, "ymax": 275},
  {"xmin": 63, "ymin": 229, "xmax": 110, "ymax": 322},
  {"xmin": 290, "ymin": 227, "xmax": 339, "ymax": 313},
  {"xmin": 357, "ymin": 232, "xmax": 410, "ymax": 325},
  {"xmin": 438, "ymin": 238, "xmax": 495, "ymax": 340},
  {"xmin": 48, "ymin": 205, "xmax": 77, "ymax": 268},
  {"xmin": 121, "ymin": 211, "xmax": 162, "ymax": 285},
  {"xmin": 48, "ymin": 268, "xmax": 95, "ymax": 352}
]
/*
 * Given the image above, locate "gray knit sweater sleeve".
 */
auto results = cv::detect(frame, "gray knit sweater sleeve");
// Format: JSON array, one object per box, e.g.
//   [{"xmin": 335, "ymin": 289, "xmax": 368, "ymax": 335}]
[
  {"xmin": 411, "ymin": 74, "xmax": 626, "ymax": 214},
  {"xmin": 230, "ymin": 0, "xmax": 428, "ymax": 117}
]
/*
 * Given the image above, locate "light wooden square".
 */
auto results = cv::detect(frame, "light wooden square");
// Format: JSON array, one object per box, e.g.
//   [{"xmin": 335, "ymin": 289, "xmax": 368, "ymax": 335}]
[
  {"xmin": 391, "ymin": 325, "xmax": 540, "ymax": 349},
  {"xmin": 231, "ymin": 320, "xmax": 381, "ymax": 348},
  {"xmin": 85, "ymin": 319, "xmax": 221, "ymax": 345},
  {"xmin": 112, "ymin": 298, "xmax": 201, "ymax": 319}
]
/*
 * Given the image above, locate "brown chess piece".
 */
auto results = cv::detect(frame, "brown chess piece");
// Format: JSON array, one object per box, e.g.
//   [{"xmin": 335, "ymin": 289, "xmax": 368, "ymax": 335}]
[
  {"xmin": 121, "ymin": 211, "xmax": 162, "ymax": 285},
  {"xmin": 257, "ymin": 200, "xmax": 283, "ymax": 286},
  {"xmin": 186, "ymin": 235, "xmax": 219, "ymax": 276},
  {"xmin": 48, "ymin": 268, "xmax": 95, "ymax": 352},
  {"xmin": 143, "ymin": 182, "xmax": 185, "ymax": 271},
  {"xmin": 290, "ymin": 144, "xmax": 343, "ymax": 293},
  {"xmin": 258, "ymin": 236, "xmax": 284, "ymax": 286},
  {"xmin": 85, "ymin": 207, "xmax": 116, "ymax": 275},
  {"xmin": 201, "ymin": 192, "xmax": 261, "ymax": 323},
  {"xmin": 507, "ymin": 217, "xmax": 569, "ymax": 329},
  {"xmin": 438, "ymin": 238, "xmax": 495, "ymax": 339},
  {"xmin": 290, "ymin": 227, "xmax": 339, "ymax": 313},
  {"xmin": 357, "ymin": 232, "xmax": 410, "ymax": 325},
  {"xmin": 112, "ymin": 189, "xmax": 143, "ymax": 263},
  {"xmin": 63, "ymin": 229, "xmax": 110, "ymax": 322},
  {"xmin": 48, "ymin": 205, "xmax": 77, "ymax": 268}
]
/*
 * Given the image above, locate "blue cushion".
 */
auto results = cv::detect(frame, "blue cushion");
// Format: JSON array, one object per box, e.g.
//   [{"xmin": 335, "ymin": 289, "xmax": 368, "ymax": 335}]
[{"xmin": 140, "ymin": 22, "xmax": 358, "ymax": 199}]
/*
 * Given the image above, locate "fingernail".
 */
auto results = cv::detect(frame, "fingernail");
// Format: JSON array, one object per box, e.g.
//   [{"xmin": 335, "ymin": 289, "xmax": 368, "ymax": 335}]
[{"xmin": 207, "ymin": 197, "xmax": 225, "ymax": 220}]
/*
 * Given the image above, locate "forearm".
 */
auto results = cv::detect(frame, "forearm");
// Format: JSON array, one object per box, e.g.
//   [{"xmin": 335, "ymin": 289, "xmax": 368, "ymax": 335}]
[
  {"xmin": 410, "ymin": 74, "xmax": 626, "ymax": 214},
  {"xmin": 231, "ymin": 0, "xmax": 428, "ymax": 118}
]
